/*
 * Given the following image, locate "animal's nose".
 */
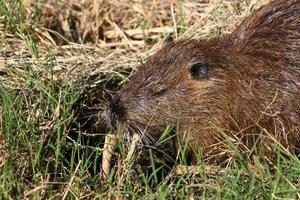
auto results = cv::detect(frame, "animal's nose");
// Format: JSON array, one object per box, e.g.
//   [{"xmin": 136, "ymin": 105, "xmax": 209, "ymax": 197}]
[{"xmin": 106, "ymin": 96, "xmax": 126, "ymax": 128}]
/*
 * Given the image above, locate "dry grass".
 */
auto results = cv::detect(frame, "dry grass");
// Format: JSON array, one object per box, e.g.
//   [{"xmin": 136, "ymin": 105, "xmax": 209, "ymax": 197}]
[{"xmin": 1, "ymin": 0, "xmax": 270, "ymax": 87}]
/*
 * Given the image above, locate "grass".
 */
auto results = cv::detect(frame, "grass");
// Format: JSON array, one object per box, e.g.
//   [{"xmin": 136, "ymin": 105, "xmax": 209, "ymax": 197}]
[
  {"xmin": 0, "ymin": 0, "xmax": 25, "ymax": 32},
  {"xmin": 0, "ymin": 0, "xmax": 300, "ymax": 199},
  {"xmin": 1, "ymin": 74, "xmax": 300, "ymax": 199}
]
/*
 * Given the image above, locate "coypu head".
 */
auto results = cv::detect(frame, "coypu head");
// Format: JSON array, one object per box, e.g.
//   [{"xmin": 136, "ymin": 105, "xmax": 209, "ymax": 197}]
[
  {"xmin": 105, "ymin": 37, "xmax": 232, "ymax": 146},
  {"xmin": 104, "ymin": 0, "xmax": 300, "ymax": 161}
]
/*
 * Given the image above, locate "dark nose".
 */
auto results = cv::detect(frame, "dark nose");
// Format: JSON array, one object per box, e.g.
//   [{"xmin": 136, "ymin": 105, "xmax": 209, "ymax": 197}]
[{"xmin": 106, "ymin": 96, "xmax": 126, "ymax": 128}]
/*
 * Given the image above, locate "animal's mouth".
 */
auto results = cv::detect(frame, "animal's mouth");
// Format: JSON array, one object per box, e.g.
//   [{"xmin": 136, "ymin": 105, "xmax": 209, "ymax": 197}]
[
  {"xmin": 105, "ymin": 100, "xmax": 127, "ymax": 129},
  {"xmin": 105, "ymin": 95, "xmax": 177, "ymax": 147},
  {"xmin": 118, "ymin": 122, "xmax": 158, "ymax": 146},
  {"xmin": 118, "ymin": 121, "xmax": 178, "ymax": 163}
]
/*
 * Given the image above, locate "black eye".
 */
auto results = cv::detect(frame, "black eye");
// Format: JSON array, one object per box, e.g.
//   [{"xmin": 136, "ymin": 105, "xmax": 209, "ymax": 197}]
[
  {"xmin": 152, "ymin": 88, "xmax": 167, "ymax": 97},
  {"xmin": 190, "ymin": 61, "xmax": 210, "ymax": 80}
]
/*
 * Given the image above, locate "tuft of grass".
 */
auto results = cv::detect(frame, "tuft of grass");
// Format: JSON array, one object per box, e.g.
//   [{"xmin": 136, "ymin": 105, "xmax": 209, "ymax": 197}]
[
  {"xmin": 0, "ymin": 63, "xmax": 82, "ymax": 198},
  {"xmin": 1, "ymin": 0, "xmax": 39, "ymax": 59},
  {"xmin": 0, "ymin": 0, "xmax": 26, "ymax": 33}
]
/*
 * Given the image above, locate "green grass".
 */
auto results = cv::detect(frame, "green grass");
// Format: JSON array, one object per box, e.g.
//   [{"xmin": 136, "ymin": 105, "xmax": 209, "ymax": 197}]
[
  {"xmin": 1, "ymin": 0, "xmax": 39, "ymax": 59},
  {"xmin": 0, "ymin": 2, "xmax": 300, "ymax": 199},
  {"xmin": 0, "ymin": 0, "xmax": 25, "ymax": 32},
  {"xmin": 1, "ymin": 69, "xmax": 300, "ymax": 199},
  {"xmin": 0, "ymin": 66, "xmax": 80, "ymax": 198}
]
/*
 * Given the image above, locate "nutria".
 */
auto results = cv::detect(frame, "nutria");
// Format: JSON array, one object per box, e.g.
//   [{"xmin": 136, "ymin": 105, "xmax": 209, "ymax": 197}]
[{"xmin": 105, "ymin": 0, "xmax": 300, "ymax": 164}]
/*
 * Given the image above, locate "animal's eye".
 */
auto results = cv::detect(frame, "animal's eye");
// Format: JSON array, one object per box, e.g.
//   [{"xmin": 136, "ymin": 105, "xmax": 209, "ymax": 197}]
[
  {"xmin": 152, "ymin": 88, "xmax": 167, "ymax": 97},
  {"xmin": 190, "ymin": 61, "xmax": 210, "ymax": 80}
]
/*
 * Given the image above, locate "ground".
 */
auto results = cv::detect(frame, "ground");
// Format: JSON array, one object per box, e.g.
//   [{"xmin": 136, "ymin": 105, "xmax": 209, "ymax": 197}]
[{"xmin": 0, "ymin": 0, "xmax": 300, "ymax": 199}]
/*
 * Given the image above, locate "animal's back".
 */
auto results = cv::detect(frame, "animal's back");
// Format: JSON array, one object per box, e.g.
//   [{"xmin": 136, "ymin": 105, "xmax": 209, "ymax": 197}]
[
  {"xmin": 226, "ymin": 0, "xmax": 300, "ymax": 151},
  {"xmin": 233, "ymin": 0, "xmax": 300, "ymax": 64}
]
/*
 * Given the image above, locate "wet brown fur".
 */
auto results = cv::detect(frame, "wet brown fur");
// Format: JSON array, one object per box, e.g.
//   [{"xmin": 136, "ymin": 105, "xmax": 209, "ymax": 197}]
[{"xmin": 107, "ymin": 0, "xmax": 300, "ymax": 163}]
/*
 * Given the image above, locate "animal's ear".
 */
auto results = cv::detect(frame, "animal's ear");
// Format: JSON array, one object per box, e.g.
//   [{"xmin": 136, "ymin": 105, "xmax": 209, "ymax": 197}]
[{"xmin": 162, "ymin": 35, "xmax": 174, "ymax": 47}]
